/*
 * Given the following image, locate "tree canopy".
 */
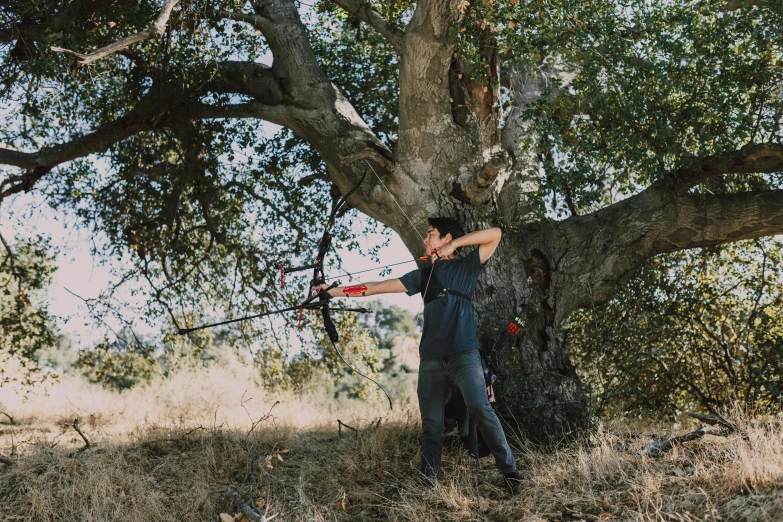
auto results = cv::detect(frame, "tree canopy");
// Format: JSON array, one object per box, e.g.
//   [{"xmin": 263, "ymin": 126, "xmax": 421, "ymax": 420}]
[{"xmin": 2, "ymin": 0, "xmax": 783, "ymax": 432}]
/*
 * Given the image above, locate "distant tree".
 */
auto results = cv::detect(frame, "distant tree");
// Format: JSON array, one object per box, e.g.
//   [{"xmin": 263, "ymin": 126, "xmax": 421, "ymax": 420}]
[
  {"xmin": 0, "ymin": 235, "xmax": 57, "ymax": 386},
  {"xmin": 77, "ymin": 338, "xmax": 162, "ymax": 389},
  {"xmin": 362, "ymin": 303, "xmax": 416, "ymax": 351}
]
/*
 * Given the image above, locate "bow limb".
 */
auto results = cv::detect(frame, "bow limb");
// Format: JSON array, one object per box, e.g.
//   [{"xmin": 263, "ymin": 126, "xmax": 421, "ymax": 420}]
[{"xmin": 326, "ymin": 167, "xmax": 369, "ymax": 232}]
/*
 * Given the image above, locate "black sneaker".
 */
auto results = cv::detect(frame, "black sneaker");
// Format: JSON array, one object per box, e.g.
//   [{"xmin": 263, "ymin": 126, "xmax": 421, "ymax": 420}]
[
  {"xmin": 503, "ymin": 471, "xmax": 523, "ymax": 494},
  {"xmin": 419, "ymin": 474, "xmax": 437, "ymax": 491}
]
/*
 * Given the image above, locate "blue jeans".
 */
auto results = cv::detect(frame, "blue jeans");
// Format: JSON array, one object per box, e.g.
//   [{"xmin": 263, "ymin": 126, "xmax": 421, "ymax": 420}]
[{"xmin": 417, "ymin": 350, "xmax": 517, "ymax": 478}]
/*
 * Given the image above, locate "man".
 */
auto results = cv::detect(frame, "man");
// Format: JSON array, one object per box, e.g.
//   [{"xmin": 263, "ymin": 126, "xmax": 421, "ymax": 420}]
[{"xmin": 321, "ymin": 217, "xmax": 521, "ymax": 492}]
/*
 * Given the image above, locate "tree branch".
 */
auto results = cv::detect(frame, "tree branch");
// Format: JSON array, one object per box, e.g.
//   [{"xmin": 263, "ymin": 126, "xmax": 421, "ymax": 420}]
[
  {"xmin": 398, "ymin": 0, "xmax": 463, "ymax": 115},
  {"xmin": 0, "ymin": 78, "xmax": 206, "ymax": 199},
  {"xmin": 0, "ymin": 57, "xmax": 297, "ymax": 198},
  {"xmin": 0, "ymin": 106, "xmax": 161, "ymax": 198},
  {"xmin": 189, "ymin": 101, "xmax": 290, "ymax": 125},
  {"xmin": 547, "ymin": 140, "xmax": 783, "ymax": 311},
  {"xmin": 550, "ymin": 183, "xmax": 783, "ymax": 314},
  {"xmin": 674, "ymin": 142, "xmax": 783, "ymax": 192},
  {"xmin": 642, "ymin": 424, "xmax": 732, "ymax": 458},
  {"xmin": 332, "ymin": 0, "xmax": 404, "ymax": 54},
  {"xmin": 218, "ymin": 9, "xmax": 270, "ymax": 32},
  {"xmin": 648, "ymin": 189, "xmax": 783, "ymax": 253},
  {"xmin": 2, "ymin": 3, "xmax": 392, "ymax": 231},
  {"xmin": 0, "ymin": 6, "xmax": 83, "ymax": 45},
  {"xmin": 0, "ymin": 113, "xmax": 152, "ymax": 199},
  {"xmin": 248, "ymin": 0, "xmax": 330, "ymax": 98},
  {"xmin": 0, "ymin": 146, "xmax": 35, "ymax": 171},
  {"xmin": 50, "ymin": 0, "xmax": 180, "ymax": 68},
  {"xmin": 211, "ymin": 61, "xmax": 286, "ymax": 105},
  {"xmin": 73, "ymin": 417, "xmax": 91, "ymax": 452}
]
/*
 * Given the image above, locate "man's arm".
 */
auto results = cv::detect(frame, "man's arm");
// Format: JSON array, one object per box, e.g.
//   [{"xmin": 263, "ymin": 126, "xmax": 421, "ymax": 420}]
[
  {"xmin": 439, "ymin": 227, "xmax": 502, "ymax": 264},
  {"xmin": 324, "ymin": 278, "xmax": 408, "ymax": 298}
]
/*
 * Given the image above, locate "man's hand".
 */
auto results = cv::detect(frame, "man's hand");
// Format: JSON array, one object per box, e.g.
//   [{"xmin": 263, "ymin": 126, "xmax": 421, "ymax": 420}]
[
  {"xmin": 434, "ymin": 242, "xmax": 455, "ymax": 260},
  {"xmin": 316, "ymin": 283, "xmax": 343, "ymax": 298}
]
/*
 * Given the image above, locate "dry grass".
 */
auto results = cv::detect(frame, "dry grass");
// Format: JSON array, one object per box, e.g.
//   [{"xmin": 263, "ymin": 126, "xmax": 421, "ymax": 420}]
[{"xmin": 2, "ymin": 360, "xmax": 783, "ymax": 522}]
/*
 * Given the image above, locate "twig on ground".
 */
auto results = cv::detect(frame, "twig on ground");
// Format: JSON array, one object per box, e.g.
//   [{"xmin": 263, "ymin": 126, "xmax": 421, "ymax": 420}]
[
  {"xmin": 0, "ymin": 411, "xmax": 16, "ymax": 425},
  {"xmin": 73, "ymin": 417, "xmax": 91, "ymax": 452},
  {"xmin": 240, "ymin": 393, "xmax": 280, "ymax": 436},
  {"xmin": 685, "ymin": 411, "xmax": 739, "ymax": 432},
  {"xmin": 139, "ymin": 425, "xmax": 209, "ymax": 448},
  {"xmin": 643, "ymin": 424, "xmax": 733, "ymax": 458},
  {"xmin": 367, "ymin": 417, "xmax": 385, "ymax": 430},
  {"xmin": 685, "ymin": 411, "xmax": 747, "ymax": 439},
  {"xmin": 337, "ymin": 420, "xmax": 358, "ymax": 436},
  {"xmin": 227, "ymin": 486, "xmax": 278, "ymax": 521},
  {"xmin": 238, "ymin": 396, "xmax": 280, "ymax": 488},
  {"xmin": 179, "ymin": 425, "xmax": 206, "ymax": 438}
]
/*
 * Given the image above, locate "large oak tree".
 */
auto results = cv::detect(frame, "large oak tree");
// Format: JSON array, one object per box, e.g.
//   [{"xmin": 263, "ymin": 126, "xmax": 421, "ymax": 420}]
[{"xmin": 1, "ymin": 0, "xmax": 782, "ymax": 441}]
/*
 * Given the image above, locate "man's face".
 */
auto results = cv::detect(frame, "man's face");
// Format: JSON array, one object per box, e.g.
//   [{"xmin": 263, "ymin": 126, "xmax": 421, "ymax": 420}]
[{"xmin": 424, "ymin": 226, "xmax": 451, "ymax": 254}]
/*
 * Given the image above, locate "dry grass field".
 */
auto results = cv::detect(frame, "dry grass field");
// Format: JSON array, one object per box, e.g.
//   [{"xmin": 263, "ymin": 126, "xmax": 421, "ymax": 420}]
[{"xmin": 1, "ymin": 358, "xmax": 783, "ymax": 522}]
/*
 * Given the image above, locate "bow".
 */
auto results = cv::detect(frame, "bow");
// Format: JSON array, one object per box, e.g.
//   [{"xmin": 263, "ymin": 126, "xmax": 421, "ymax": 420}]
[{"xmin": 279, "ymin": 168, "xmax": 394, "ymax": 410}]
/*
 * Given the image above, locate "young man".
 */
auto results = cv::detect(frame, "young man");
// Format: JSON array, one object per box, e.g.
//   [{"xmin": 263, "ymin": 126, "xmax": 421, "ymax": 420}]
[{"xmin": 321, "ymin": 217, "xmax": 521, "ymax": 492}]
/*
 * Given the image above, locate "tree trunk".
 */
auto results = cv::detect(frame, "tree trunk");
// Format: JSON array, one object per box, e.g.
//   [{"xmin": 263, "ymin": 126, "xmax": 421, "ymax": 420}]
[
  {"xmin": 468, "ymin": 220, "xmax": 591, "ymax": 444},
  {"xmin": 481, "ymin": 228, "xmax": 590, "ymax": 444}
]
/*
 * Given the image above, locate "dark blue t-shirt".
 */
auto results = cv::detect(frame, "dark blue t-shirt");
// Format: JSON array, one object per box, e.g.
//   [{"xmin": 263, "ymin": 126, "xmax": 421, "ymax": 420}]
[{"xmin": 399, "ymin": 248, "xmax": 485, "ymax": 359}]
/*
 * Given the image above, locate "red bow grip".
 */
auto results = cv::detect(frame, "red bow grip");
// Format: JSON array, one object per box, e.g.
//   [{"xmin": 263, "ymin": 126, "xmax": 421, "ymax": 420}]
[{"xmin": 343, "ymin": 284, "xmax": 368, "ymax": 296}]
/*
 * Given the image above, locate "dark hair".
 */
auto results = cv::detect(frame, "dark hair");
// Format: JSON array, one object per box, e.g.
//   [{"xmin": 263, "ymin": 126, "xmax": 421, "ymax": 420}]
[{"xmin": 428, "ymin": 217, "xmax": 465, "ymax": 253}]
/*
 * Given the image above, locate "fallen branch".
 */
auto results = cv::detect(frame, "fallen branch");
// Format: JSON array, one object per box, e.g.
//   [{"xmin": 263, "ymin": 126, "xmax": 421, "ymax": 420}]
[
  {"xmin": 0, "ymin": 411, "xmax": 15, "ymax": 425},
  {"xmin": 226, "ymin": 486, "xmax": 278, "ymax": 522},
  {"xmin": 642, "ymin": 413, "xmax": 742, "ymax": 458},
  {"xmin": 684, "ymin": 411, "xmax": 745, "ymax": 437},
  {"xmin": 73, "ymin": 417, "xmax": 91, "ymax": 452},
  {"xmin": 51, "ymin": 0, "xmax": 180, "ymax": 68},
  {"xmin": 366, "ymin": 417, "xmax": 384, "ymax": 430},
  {"xmin": 337, "ymin": 420, "xmax": 358, "ymax": 436}
]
